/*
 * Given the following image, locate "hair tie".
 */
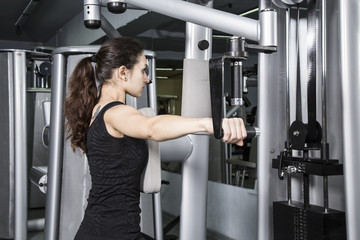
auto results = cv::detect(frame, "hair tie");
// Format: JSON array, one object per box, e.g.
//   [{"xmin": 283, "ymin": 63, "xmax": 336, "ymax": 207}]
[{"xmin": 90, "ymin": 55, "xmax": 97, "ymax": 63}]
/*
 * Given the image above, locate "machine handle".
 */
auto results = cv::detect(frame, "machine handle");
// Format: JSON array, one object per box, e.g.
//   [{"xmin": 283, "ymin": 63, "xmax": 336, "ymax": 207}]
[{"xmin": 213, "ymin": 124, "xmax": 260, "ymax": 140}]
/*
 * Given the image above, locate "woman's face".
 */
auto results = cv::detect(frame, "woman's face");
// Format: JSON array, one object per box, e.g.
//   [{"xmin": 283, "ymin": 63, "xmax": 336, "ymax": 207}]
[{"xmin": 126, "ymin": 53, "xmax": 150, "ymax": 97}]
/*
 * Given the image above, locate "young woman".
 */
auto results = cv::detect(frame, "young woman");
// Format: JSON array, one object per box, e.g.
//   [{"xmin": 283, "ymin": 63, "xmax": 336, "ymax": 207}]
[{"xmin": 65, "ymin": 37, "xmax": 247, "ymax": 240}]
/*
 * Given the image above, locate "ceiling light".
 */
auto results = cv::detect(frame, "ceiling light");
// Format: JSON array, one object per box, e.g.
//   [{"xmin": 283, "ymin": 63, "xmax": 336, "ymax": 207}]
[
  {"xmin": 239, "ymin": 7, "xmax": 259, "ymax": 17},
  {"xmin": 156, "ymin": 68, "xmax": 174, "ymax": 71}
]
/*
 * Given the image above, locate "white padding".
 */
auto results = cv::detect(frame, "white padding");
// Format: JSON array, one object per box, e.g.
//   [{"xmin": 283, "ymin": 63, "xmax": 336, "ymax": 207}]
[
  {"xmin": 138, "ymin": 108, "xmax": 161, "ymax": 193},
  {"xmin": 181, "ymin": 59, "xmax": 211, "ymax": 118}
]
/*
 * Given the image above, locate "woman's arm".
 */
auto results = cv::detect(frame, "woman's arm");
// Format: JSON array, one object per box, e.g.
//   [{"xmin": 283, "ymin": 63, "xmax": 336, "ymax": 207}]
[{"xmin": 105, "ymin": 105, "xmax": 247, "ymax": 146}]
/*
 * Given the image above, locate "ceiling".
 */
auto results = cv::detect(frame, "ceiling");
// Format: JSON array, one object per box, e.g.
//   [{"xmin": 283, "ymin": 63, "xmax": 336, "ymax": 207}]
[
  {"xmin": 0, "ymin": 0, "xmax": 259, "ymax": 69},
  {"xmin": 0, "ymin": 0, "xmax": 83, "ymax": 43},
  {"xmin": 1, "ymin": 1, "xmax": 258, "ymax": 43}
]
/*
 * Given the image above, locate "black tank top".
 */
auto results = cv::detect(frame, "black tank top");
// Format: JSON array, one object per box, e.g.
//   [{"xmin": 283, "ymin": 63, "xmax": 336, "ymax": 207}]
[{"xmin": 75, "ymin": 101, "xmax": 149, "ymax": 240}]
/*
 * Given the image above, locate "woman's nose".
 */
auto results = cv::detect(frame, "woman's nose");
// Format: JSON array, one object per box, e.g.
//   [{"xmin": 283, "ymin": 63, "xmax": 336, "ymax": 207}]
[{"xmin": 144, "ymin": 76, "xmax": 151, "ymax": 84}]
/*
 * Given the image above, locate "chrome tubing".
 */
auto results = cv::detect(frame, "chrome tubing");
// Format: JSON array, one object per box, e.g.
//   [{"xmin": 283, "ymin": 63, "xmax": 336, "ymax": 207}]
[
  {"xmin": 124, "ymin": 0, "xmax": 259, "ymax": 42},
  {"xmin": 44, "ymin": 53, "xmax": 66, "ymax": 240},
  {"xmin": 339, "ymin": 0, "xmax": 360, "ymax": 239},
  {"xmin": 13, "ymin": 51, "xmax": 28, "ymax": 240}
]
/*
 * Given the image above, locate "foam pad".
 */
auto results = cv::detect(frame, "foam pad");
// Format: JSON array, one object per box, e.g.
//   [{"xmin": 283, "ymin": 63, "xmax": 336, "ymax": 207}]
[
  {"xmin": 138, "ymin": 108, "xmax": 161, "ymax": 193},
  {"xmin": 181, "ymin": 58, "xmax": 211, "ymax": 118}
]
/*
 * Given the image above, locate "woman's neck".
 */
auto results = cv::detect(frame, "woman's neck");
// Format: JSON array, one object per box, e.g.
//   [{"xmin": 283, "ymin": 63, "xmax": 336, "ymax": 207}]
[{"xmin": 99, "ymin": 84, "xmax": 126, "ymax": 103}]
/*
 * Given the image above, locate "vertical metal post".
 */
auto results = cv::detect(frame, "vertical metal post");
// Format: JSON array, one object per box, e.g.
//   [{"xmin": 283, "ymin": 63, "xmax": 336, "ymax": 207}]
[
  {"xmin": 320, "ymin": 0, "xmax": 329, "ymax": 213},
  {"xmin": 13, "ymin": 51, "xmax": 28, "ymax": 240},
  {"xmin": 180, "ymin": 2, "xmax": 212, "ymax": 240},
  {"xmin": 287, "ymin": 175, "xmax": 292, "ymax": 204},
  {"xmin": 180, "ymin": 134, "xmax": 210, "ymax": 240},
  {"xmin": 285, "ymin": 8, "xmax": 290, "ymax": 142},
  {"xmin": 257, "ymin": 1, "xmax": 280, "ymax": 239},
  {"xmin": 44, "ymin": 53, "xmax": 66, "ymax": 240},
  {"xmin": 148, "ymin": 55, "xmax": 163, "ymax": 240},
  {"xmin": 285, "ymin": 7, "xmax": 293, "ymax": 206},
  {"xmin": 147, "ymin": 56, "xmax": 158, "ymax": 112},
  {"xmin": 152, "ymin": 193, "xmax": 163, "ymax": 240},
  {"xmin": 257, "ymin": 51, "xmax": 275, "ymax": 240},
  {"xmin": 339, "ymin": 0, "xmax": 360, "ymax": 239}
]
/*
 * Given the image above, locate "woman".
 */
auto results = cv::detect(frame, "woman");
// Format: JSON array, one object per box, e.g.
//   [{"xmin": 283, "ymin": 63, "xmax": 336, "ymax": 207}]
[{"xmin": 65, "ymin": 37, "xmax": 247, "ymax": 240}]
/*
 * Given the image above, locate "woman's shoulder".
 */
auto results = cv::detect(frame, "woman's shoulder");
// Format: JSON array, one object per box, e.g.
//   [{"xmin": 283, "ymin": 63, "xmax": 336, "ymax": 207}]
[{"xmin": 105, "ymin": 103, "xmax": 139, "ymax": 117}]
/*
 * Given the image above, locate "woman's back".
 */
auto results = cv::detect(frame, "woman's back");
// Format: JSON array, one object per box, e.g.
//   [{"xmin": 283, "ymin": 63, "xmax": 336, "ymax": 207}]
[{"xmin": 75, "ymin": 101, "xmax": 148, "ymax": 240}]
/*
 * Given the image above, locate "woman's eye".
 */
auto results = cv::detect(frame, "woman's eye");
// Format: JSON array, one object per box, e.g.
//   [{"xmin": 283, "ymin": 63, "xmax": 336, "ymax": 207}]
[{"xmin": 143, "ymin": 65, "xmax": 149, "ymax": 76}]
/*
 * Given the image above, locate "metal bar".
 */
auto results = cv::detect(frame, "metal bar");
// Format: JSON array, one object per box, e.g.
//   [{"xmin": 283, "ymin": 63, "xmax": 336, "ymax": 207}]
[
  {"xmin": 100, "ymin": 14, "xmax": 121, "ymax": 38},
  {"xmin": 320, "ymin": 0, "xmax": 329, "ymax": 213},
  {"xmin": 179, "ymin": 3, "xmax": 212, "ymax": 238},
  {"xmin": 13, "ymin": 51, "xmax": 28, "ymax": 240},
  {"xmin": 256, "ymin": 0, "xmax": 283, "ymax": 231},
  {"xmin": 124, "ymin": 0, "xmax": 259, "ymax": 42},
  {"xmin": 226, "ymin": 105, "xmax": 241, "ymax": 118},
  {"xmin": 14, "ymin": 0, "xmax": 40, "ymax": 26},
  {"xmin": 148, "ymin": 54, "xmax": 162, "ymax": 240},
  {"xmin": 44, "ymin": 53, "xmax": 66, "ymax": 240},
  {"xmin": 339, "ymin": 0, "xmax": 360, "ymax": 239},
  {"xmin": 303, "ymin": 173, "xmax": 310, "ymax": 207},
  {"xmin": 285, "ymin": 8, "xmax": 290, "ymax": 141},
  {"xmin": 180, "ymin": 134, "xmax": 210, "ymax": 240},
  {"xmin": 295, "ymin": 7, "xmax": 302, "ymax": 122},
  {"xmin": 323, "ymin": 176, "xmax": 329, "ymax": 212},
  {"xmin": 287, "ymin": 175, "xmax": 292, "ymax": 204},
  {"xmin": 152, "ymin": 193, "xmax": 163, "ymax": 240},
  {"xmin": 259, "ymin": 8, "xmax": 277, "ymax": 47},
  {"xmin": 306, "ymin": 0, "xmax": 318, "ymax": 142},
  {"xmin": 321, "ymin": 0, "xmax": 327, "ymax": 146},
  {"xmin": 147, "ymin": 56, "xmax": 157, "ymax": 112}
]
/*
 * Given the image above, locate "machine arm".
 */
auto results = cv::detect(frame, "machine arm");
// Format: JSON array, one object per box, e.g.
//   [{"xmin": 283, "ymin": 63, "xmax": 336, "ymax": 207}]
[
  {"xmin": 209, "ymin": 37, "xmax": 264, "ymax": 140},
  {"xmin": 84, "ymin": 0, "xmax": 277, "ymax": 47}
]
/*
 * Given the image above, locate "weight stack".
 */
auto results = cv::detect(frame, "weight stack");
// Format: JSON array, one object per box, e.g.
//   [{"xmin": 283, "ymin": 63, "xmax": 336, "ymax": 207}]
[{"xmin": 273, "ymin": 201, "xmax": 346, "ymax": 240}]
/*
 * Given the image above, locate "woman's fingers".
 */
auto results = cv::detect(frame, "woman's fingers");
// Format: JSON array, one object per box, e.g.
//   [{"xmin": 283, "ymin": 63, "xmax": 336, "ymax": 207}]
[
  {"xmin": 222, "ymin": 118, "xmax": 231, "ymax": 142},
  {"xmin": 222, "ymin": 118, "xmax": 247, "ymax": 146}
]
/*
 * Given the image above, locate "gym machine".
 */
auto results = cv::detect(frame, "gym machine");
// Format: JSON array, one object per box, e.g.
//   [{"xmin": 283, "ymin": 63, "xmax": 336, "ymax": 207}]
[
  {"xmin": 43, "ymin": 1, "xmax": 277, "ymax": 240},
  {"xmin": 0, "ymin": 49, "xmax": 52, "ymax": 239},
  {"xmin": 271, "ymin": 0, "xmax": 346, "ymax": 239},
  {"xmin": 209, "ymin": 36, "xmax": 275, "ymax": 184}
]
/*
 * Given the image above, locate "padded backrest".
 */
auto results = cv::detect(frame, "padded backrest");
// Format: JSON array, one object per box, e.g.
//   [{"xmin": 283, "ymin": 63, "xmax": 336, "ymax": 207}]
[{"xmin": 138, "ymin": 108, "xmax": 161, "ymax": 193}]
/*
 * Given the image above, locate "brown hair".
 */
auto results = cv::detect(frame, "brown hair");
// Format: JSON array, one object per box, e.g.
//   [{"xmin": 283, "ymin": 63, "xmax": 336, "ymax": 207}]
[{"xmin": 64, "ymin": 37, "xmax": 144, "ymax": 153}]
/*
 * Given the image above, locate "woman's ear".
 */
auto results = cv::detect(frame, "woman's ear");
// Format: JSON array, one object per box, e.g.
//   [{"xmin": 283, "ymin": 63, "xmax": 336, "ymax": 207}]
[{"xmin": 117, "ymin": 66, "xmax": 128, "ymax": 81}]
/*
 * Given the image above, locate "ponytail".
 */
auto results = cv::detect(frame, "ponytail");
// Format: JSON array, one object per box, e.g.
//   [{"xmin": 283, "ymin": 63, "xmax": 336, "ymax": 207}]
[
  {"xmin": 64, "ymin": 56, "xmax": 98, "ymax": 153},
  {"xmin": 64, "ymin": 37, "xmax": 144, "ymax": 153}
]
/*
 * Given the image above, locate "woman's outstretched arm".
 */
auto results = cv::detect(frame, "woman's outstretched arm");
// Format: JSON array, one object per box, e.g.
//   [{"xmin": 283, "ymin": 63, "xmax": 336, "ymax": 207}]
[{"xmin": 105, "ymin": 105, "xmax": 247, "ymax": 146}]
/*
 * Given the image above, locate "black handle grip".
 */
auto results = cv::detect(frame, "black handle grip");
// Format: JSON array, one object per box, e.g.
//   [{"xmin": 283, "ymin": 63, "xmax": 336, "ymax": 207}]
[{"xmin": 213, "ymin": 125, "xmax": 259, "ymax": 140}]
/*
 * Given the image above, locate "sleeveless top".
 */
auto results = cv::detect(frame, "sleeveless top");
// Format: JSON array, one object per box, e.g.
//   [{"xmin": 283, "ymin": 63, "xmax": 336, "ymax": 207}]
[{"xmin": 75, "ymin": 101, "xmax": 149, "ymax": 240}]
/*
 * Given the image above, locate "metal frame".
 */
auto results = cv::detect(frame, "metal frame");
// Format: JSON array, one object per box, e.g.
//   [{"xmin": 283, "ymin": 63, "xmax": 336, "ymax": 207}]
[
  {"xmin": 43, "ymin": 1, "xmax": 278, "ymax": 239},
  {"xmin": 45, "ymin": 46, "xmax": 100, "ymax": 240},
  {"xmin": 44, "ymin": 52, "xmax": 67, "ymax": 240},
  {"xmin": 0, "ymin": 49, "xmax": 50, "ymax": 240},
  {"xmin": 80, "ymin": 0, "xmax": 277, "ymax": 240},
  {"xmin": 12, "ymin": 51, "xmax": 28, "ymax": 240},
  {"xmin": 339, "ymin": 0, "xmax": 360, "ymax": 239},
  {"xmin": 85, "ymin": 0, "xmax": 277, "ymax": 46}
]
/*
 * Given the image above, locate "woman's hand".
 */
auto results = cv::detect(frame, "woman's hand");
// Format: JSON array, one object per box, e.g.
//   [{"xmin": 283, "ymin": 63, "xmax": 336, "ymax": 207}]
[
  {"xmin": 222, "ymin": 118, "xmax": 247, "ymax": 146},
  {"xmin": 205, "ymin": 118, "xmax": 247, "ymax": 146}
]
